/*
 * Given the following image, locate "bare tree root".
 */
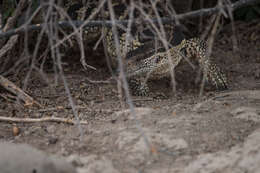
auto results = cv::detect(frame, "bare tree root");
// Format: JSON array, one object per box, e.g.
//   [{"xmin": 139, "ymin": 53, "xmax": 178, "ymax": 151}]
[
  {"xmin": 0, "ymin": 116, "xmax": 88, "ymax": 125},
  {"xmin": 0, "ymin": 75, "xmax": 42, "ymax": 108}
]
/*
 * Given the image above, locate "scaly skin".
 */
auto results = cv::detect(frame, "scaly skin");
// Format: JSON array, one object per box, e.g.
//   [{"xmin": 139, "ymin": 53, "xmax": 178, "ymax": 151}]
[
  {"xmin": 64, "ymin": 1, "xmax": 228, "ymax": 96},
  {"xmin": 125, "ymin": 38, "xmax": 228, "ymax": 96}
]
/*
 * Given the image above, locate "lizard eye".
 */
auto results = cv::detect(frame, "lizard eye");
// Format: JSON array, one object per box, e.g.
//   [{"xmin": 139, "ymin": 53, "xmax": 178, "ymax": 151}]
[{"xmin": 180, "ymin": 47, "xmax": 187, "ymax": 57}]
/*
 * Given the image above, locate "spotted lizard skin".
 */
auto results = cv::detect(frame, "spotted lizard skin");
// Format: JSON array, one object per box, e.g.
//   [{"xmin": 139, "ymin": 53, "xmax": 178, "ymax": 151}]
[
  {"xmin": 125, "ymin": 38, "xmax": 228, "ymax": 96},
  {"xmin": 64, "ymin": 1, "xmax": 228, "ymax": 96}
]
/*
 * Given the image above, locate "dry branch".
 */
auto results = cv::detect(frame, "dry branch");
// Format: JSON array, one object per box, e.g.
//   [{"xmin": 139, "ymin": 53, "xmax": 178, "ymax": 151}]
[
  {"xmin": 0, "ymin": 75, "xmax": 42, "ymax": 108},
  {"xmin": 0, "ymin": 0, "xmax": 258, "ymax": 39},
  {"xmin": 0, "ymin": 0, "xmax": 29, "ymax": 47},
  {"xmin": 0, "ymin": 35, "xmax": 18, "ymax": 58},
  {"xmin": 0, "ymin": 116, "xmax": 88, "ymax": 125},
  {"xmin": 2, "ymin": 0, "xmax": 29, "ymax": 32}
]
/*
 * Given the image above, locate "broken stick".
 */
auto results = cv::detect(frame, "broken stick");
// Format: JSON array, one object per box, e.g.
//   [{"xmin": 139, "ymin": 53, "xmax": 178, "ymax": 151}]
[
  {"xmin": 0, "ymin": 116, "xmax": 88, "ymax": 125},
  {"xmin": 0, "ymin": 75, "xmax": 42, "ymax": 107}
]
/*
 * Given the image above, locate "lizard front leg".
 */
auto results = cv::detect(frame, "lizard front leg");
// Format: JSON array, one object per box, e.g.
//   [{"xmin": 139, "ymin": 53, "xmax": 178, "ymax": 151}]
[{"xmin": 127, "ymin": 77, "xmax": 149, "ymax": 96}]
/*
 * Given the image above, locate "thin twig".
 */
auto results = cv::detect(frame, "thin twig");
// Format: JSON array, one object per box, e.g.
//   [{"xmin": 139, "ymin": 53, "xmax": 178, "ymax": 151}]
[
  {"xmin": 37, "ymin": 106, "xmax": 113, "ymax": 113},
  {"xmin": 108, "ymin": 0, "xmax": 155, "ymax": 154},
  {"xmin": 200, "ymin": 13, "xmax": 221, "ymax": 97},
  {"xmin": 0, "ymin": 75, "xmax": 42, "ymax": 108},
  {"xmin": 225, "ymin": 0, "xmax": 239, "ymax": 51},
  {"xmin": 85, "ymin": 77, "xmax": 113, "ymax": 84},
  {"xmin": 0, "ymin": 116, "xmax": 88, "ymax": 125}
]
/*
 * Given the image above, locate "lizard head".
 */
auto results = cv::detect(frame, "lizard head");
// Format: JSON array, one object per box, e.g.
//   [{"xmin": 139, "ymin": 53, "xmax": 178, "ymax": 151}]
[{"xmin": 179, "ymin": 38, "xmax": 207, "ymax": 64}]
